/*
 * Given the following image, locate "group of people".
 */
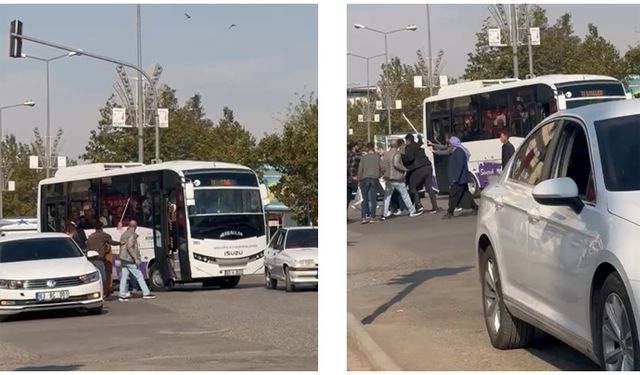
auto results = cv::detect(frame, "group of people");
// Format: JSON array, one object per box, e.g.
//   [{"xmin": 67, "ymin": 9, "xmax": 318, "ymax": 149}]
[
  {"xmin": 64, "ymin": 215, "xmax": 156, "ymax": 302},
  {"xmin": 347, "ymin": 129, "xmax": 518, "ymax": 223}
]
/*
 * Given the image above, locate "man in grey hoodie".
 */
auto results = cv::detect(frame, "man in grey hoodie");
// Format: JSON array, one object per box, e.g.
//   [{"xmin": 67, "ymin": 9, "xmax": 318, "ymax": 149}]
[
  {"xmin": 357, "ymin": 143, "xmax": 382, "ymax": 224},
  {"xmin": 381, "ymin": 140, "xmax": 423, "ymax": 220},
  {"xmin": 118, "ymin": 220, "xmax": 156, "ymax": 301}
]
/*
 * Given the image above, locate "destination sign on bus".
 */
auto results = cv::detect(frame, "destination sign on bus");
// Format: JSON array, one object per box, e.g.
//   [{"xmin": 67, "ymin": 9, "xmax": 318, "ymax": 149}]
[
  {"xmin": 558, "ymin": 82, "xmax": 626, "ymax": 99},
  {"xmin": 187, "ymin": 171, "xmax": 258, "ymax": 188}
]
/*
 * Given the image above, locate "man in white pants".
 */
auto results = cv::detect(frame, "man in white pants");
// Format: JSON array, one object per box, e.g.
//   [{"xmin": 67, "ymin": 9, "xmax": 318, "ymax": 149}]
[
  {"xmin": 381, "ymin": 140, "xmax": 423, "ymax": 220},
  {"xmin": 118, "ymin": 220, "xmax": 156, "ymax": 301}
]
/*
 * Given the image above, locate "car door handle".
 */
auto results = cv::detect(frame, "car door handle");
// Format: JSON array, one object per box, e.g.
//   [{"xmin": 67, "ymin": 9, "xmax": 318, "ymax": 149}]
[{"xmin": 494, "ymin": 197, "xmax": 504, "ymax": 210}]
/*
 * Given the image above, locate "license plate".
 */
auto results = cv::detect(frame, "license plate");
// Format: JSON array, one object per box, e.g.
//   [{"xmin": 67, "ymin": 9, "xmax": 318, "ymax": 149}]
[
  {"xmin": 36, "ymin": 290, "xmax": 70, "ymax": 302},
  {"xmin": 223, "ymin": 269, "xmax": 243, "ymax": 276}
]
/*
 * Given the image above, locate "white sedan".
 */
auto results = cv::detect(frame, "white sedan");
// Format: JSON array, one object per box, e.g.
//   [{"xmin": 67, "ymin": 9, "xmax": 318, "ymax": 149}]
[
  {"xmin": 264, "ymin": 227, "xmax": 318, "ymax": 292},
  {"xmin": 0, "ymin": 233, "xmax": 103, "ymax": 320},
  {"xmin": 476, "ymin": 100, "xmax": 640, "ymax": 370}
]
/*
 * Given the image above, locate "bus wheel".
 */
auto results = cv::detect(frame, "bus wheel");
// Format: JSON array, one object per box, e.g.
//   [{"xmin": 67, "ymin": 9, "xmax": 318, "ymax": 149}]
[
  {"xmin": 468, "ymin": 173, "xmax": 481, "ymax": 198},
  {"xmin": 148, "ymin": 263, "xmax": 173, "ymax": 292}
]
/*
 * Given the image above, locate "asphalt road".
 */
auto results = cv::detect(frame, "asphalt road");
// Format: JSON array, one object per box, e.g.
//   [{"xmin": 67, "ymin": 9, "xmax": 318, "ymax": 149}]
[
  {"xmin": 347, "ymin": 198, "xmax": 599, "ymax": 371},
  {"xmin": 0, "ymin": 275, "xmax": 317, "ymax": 371}
]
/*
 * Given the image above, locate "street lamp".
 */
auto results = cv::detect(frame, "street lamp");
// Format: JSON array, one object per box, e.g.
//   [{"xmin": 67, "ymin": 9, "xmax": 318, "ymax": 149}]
[
  {"xmin": 0, "ymin": 100, "xmax": 36, "ymax": 218},
  {"xmin": 354, "ymin": 23, "xmax": 417, "ymax": 134},
  {"xmin": 21, "ymin": 52, "xmax": 76, "ymax": 178},
  {"xmin": 347, "ymin": 52, "xmax": 385, "ymax": 142}
]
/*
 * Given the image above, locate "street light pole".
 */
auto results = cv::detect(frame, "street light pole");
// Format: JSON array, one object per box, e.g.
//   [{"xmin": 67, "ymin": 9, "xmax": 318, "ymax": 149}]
[
  {"xmin": 136, "ymin": 4, "xmax": 144, "ymax": 164},
  {"xmin": 426, "ymin": 4, "xmax": 434, "ymax": 96},
  {"xmin": 354, "ymin": 23, "xmax": 417, "ymax": 135},
  {"xmin": 22, "ymin": 52, "xmax": 75, "ymax": 178},
  {"xmin": 0, "ymin": 100, "xmax": 36, "ymax": 218},
  {"xmin": 509, "ymin": 4, "xmax": 519, "ymax": 79},
  {"xmin": 348, "ymin": 52, "xmax": 385, "ymax": 143}
]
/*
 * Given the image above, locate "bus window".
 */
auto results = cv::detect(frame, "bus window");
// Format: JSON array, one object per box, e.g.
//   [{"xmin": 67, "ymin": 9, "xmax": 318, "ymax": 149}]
[
  {"xmin": 479, "ymin": 90, "xmax": 508, "ymax": 140},
  {"xmin": 452, "ymin": 95, "xmax": 478, "ymax": 142},
  {"xmin": 100, "ymin": 175, "xmax": 131, "ymax": 227},
  {"xmin": 536, "ymin": 84, "xmax": 555, "ymax": 120},
  {"xmin": 426, "ymin": 101, "xmax": 451, "ymax": 144},
  {"xmin": 507, "ymin": 86, "xmax": 536, "ymax": 138}
]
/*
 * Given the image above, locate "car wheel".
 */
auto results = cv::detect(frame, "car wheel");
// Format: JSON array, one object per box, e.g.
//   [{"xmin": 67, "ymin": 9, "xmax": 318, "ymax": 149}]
[
  {"xmin": 265, "ymin": 268, "xmax": 278, "ymax": 290},
  {"xmin": 481, "ymin": 245, "xmax": 534, "ymax": 349},
  {"xmin": 148, "ymin": 263, "xmax": 173, "ymax": 292},
  {"xmin": 284, "ymin": 266, "xmax": 295, "ymax": 292},
  {"xmin": 595, "ymin": 272, "xmax": 639, "ymax": 370},
  {"xmin": 87, "ymin": 305, "xmax": 103, "ymax": 316},
  {"xmin": 468, "ymin": 172, "xmax": 480, "ymax": 198}
]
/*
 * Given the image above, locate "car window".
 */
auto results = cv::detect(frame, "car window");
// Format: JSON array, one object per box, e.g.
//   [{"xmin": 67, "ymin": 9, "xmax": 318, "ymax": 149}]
[
  {"xmin": 285, "ymin": 229, "xmax": 318, "ymax": 249},
  {"xmin": 553, "ymin": 121, "xmax": 595, "ymax": 202},
  {"xmin": 0, "ymin": 237, "xmax": 84, "ymax": 263},
  {"xmin": 268, "ymin": 230, "xmax": 281, "ymax": 249},
  {"xmin": 510, "ymin": 121, "xmax": 560, "ymax": 185},
  {"xmin": 594, "ymin": 114, "xmax": 640, "ymax": 191},
  {"xmin": 274, "ymin": 231, "xmax": 286, "ymax": 251}
]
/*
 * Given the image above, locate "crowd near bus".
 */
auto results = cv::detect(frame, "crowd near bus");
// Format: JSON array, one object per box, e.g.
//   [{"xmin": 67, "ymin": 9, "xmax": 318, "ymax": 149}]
[
  {"xmin": 348, "ymin": 74, "xmax": 630, "ymax": 221},
  {"xmin": 37, "ymin": 161, "xmax": 269, "ymax": 299}
]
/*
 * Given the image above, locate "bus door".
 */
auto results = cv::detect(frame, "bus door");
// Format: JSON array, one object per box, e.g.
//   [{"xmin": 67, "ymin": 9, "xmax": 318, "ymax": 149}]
[
  {"xmin": 430, "ymin": 116, "xmax": 452, "ymax": 194},
  {"xmin": 149, "ymin": 189, "xmax": 173, "ymax": 288},
  {"xmin": 44, "ymin": 199, "xmax": 67, "ymax": 232}
]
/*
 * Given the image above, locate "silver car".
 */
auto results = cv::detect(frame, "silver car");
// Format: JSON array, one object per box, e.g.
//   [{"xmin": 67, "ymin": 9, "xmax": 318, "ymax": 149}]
[
  {"xmin": 264, "ymin": 227, "xmax": 318, "ymax": 292},
  {"xmin": 476, "ymin": 100, "xmax": 640, "ymax": 370}
]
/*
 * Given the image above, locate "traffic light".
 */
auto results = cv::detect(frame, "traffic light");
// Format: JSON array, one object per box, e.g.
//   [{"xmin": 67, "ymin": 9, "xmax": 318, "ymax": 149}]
[{"xmin": 9, "ymin": 19, "xmax": 23, "ymax": 58}]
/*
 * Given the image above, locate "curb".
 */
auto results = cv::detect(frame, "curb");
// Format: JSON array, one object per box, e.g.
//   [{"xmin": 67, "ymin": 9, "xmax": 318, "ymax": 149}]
[{"xmin": 347, "ymin": 312, "xmax": 402, "ymax": 371}]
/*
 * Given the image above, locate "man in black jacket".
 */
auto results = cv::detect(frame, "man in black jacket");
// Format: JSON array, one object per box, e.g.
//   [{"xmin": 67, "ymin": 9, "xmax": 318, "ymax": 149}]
[
  {"xmin": 500, "ymin": 129, "xmax": 516, "ymax": 169},
  {"xmin": 402, "ymin": 134, "xmax": 439, "ymax": 213}
]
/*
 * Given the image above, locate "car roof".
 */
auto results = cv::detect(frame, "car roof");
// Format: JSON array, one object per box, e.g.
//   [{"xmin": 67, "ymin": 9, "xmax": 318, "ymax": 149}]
[
  {"xmin": 0, "ymin": 232, "xmax": 69, "ymax": 243},
  {"xmin": 549, "ymin": 99, "xmax": 640, "ymax": 124}
]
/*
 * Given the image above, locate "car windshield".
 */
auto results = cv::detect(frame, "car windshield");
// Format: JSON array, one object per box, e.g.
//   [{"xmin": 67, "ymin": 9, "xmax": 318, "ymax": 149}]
[
  {"xmin": 189, "ymin": 189, "xmax": 263, "ymax": 215},
  {"xmin": 595, "ymin": 114, "xmax": 640, "ymax": 191},
  {"xmin": 0, "ymin": 237, "xmax": 83, "ymax": 263},
  {"xmin": 285, "ymin": 229, "xmax": 318, "ymax": 249}
]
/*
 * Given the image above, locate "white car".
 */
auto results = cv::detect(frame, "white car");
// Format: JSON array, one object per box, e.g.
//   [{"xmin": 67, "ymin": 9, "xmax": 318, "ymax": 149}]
[
  {"xmin": 0, "ymin": 233, "xmax": 103, "ymax": 320},
  {"xmin": 264, "ymin": 227, "xmax": 318, "ymax": 292},
  {"xmin": 476, "ymin": 100, "xmax": 640, "ymax": 370}
]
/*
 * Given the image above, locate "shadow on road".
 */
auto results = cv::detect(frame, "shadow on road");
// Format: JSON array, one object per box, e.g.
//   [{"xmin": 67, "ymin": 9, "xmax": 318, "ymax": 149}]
[
  {"xmin": 14, "ymin": 364, "xmax": 82, "ymax": 371},
  {"xmin": 525, "ymin": 332, "xmax": 599, "ymax": 371},
  {"xmin": 1, "ymin": 308, "xmax": 107, "ymax": 323},
  {"xmin": 361, "ymin": 266, "xmax": 472, "ymax": 325}
]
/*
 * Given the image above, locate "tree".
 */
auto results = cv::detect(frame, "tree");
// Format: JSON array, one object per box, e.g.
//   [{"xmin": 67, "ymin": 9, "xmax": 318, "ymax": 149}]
[
  {"xmin": 623, "ymin": 44, "xmax": 640, "ymax": 75},
  {"xmin": 575, "ymin": 24, "xmax": 624, "ymax": 78},
  {"xmin": 258, "ymin": 94, "xmax": 317, "ymax": 224},
  {"xmin": 203, "ymin": 107, "xmax": 258, "ymax": 168}
]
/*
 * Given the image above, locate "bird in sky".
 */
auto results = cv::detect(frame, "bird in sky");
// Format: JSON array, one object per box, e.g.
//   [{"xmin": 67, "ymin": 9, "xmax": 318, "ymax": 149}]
[
  {"xmin": 184, "ymin": 13, "xmax": 191, "ymax": 19},
  {"xmin": 228, "ymin": 24, "xmax": 237, "ymax": 30}
]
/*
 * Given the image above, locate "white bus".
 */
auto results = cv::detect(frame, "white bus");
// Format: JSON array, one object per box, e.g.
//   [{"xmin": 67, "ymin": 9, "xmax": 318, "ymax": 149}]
[
  {"xmin": 422, "ymin": 74, "xmax": 629, "ymax": 195},
  {"xmin": 37, "ymin": 161, "xmax": 268, "ymax": 291}
]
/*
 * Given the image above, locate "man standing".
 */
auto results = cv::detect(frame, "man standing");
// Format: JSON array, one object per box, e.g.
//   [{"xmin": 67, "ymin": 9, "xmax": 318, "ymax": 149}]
[
  {"xmin": 381, "ymin": 140, "xmax": 423, "ymax": 219},
  {"xmin": 85, "ymin": 221, "xmax": 120, "ymax": 297},
  {"xmin": 347, "ymin": 142, "xmax": 361, "ymax": 208},
  {"xmin": 357, "ymin": 143, "xmax": 382, "ymax": 224},
  {"xmin": 118, "ymin": 220, "xmax": 156, "ymax": 301},
  {"xmin": 402, "ymin": 134, "xmax": 439, "ymax": 213},
  {"xmin": 443, "ymin": 136, "xmax": 478, "ymax": 219},
  {"xmin": 500, "ymin": 129, "xmax": 516, "ymax": 169}
]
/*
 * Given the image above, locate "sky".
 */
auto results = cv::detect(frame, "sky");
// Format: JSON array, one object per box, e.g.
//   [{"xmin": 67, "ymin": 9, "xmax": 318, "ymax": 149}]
[
  {"xmin": 348, "ymin": 4, "xmax": 640, "ymax": 87},
  {"xmin": 0, "ymin": 4, "xmax": 317, "ymax": 159}
]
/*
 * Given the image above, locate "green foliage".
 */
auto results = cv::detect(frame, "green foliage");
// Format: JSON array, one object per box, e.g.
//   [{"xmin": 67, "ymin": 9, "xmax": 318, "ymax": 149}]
[{"xmin": 258, "ymin": 94, "xmax": 318, "ymax": 225}]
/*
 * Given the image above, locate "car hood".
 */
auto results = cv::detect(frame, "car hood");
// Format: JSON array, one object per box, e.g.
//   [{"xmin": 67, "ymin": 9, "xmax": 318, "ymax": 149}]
[
  {"xmin": 283, "ymin": 247, "xmax": 318, "ymax": 261},
  {"xmin": 0, "ymin": 257, "xmax": 95, "ymax": 280},
  {"xmin": 608, "ymin": 192, "xmax": 640, "ymax": 227}
]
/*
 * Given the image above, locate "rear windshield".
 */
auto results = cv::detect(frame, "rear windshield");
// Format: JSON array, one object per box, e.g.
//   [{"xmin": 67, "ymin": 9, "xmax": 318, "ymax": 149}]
[
  {"xmin": 595, "ymin": 114, "xmax": 640, "ymax": 191},
  {"xmin": 285, "ymin": 229, "xmax": 318, "ymax": 249},
  {"xmin": 0, "ymin": 237, "xmax": 84, "ymax": 263}
]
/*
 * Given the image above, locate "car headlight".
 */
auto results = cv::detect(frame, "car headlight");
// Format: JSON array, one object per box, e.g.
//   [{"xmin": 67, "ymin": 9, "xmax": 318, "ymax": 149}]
[
  {"xmin": 295, "ymin": 259, "xmax": 316, "ymax": 267},
  {"xmin": 0, "ymin": 279, "xmax": 24, "ymax": 289},
  {"xmin": 79, "ymin": 271, "xmax": 100, "ymax": 283}
]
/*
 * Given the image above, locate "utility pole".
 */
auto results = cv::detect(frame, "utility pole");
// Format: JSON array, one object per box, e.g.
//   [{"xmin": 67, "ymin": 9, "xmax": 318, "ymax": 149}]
[
  {"xmin": 136, "ymin": 4, "xmax": 144, "ymax": 163},
  {"xmin": 509, "ymin": 4, "xmax": 519, "ymax": 79},
  {"xmin": 426, "ymin": 4, "xmax": 434, "ymax": 96}
]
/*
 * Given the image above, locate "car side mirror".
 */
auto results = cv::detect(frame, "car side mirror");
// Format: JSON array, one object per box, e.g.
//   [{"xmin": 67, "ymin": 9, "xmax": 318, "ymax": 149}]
[
  {"xmin": 86, "ymin": 250, "xmax": 100, "ymax": 259},
  {"xmin": 532, "ymin": 177, "xmax": 584, "ymax": 214}
]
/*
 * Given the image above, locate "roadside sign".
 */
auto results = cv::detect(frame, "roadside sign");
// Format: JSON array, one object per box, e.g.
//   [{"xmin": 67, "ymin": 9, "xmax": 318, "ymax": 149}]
[
  {"xmin": 376, "ymin": 100, "xmax": 383, "ymax": 110},
  {"xmin": 29, "ymin": 156, "xmax": 39, "ymax": 170},
  {"xmin": 395, "ymin": 100, "xmax": 402, "ymax": 110},
  {"xmin": 439, "ymin": 75, "xmax": 449, "ymax": 87},
  {"xmin": 413, "ymin": 76, "xmax": 423, "ymax": 88},
  {"xmin": 348, "ymin": 128, "xmax": 353, "ymax": 135},
  {"xmin": 112, "ymin": 107, "xmax": 127, "ymax": 127},
  {"xmin": 158, "ymin": 108, "xmax": 169, "ymax": 128},
  {"xmin": 358, "ymin": 114, "xmax": 364, "ymax": 123},
  {"xmin": 530, "ymin": 27, "xmax": 540, "ymax": 46},
  {"xmin": 57, "ymin": 156, "xmax": 67, "ymax": 169},
  {"xmin": 7, "ymin": 181, "xmax": 15, "ymax": 192},
  {"xmin": 488, "ymin": 28, "xmax": 502, "ymax": 47},
  {"xmin": 374, "ymin": 114, "xmax": 380, "ymax": 122}
]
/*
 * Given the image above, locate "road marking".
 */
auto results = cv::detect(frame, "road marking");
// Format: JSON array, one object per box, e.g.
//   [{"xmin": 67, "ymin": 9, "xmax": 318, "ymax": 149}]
[{"xmin": 158, "ymin": 329, "xmax": 229, "ymax": 335}]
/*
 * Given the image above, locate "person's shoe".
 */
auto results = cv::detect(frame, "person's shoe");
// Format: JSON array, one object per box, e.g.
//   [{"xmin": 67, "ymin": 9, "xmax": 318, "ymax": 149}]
[
  {"xmin": 143, "ymin": 294, "xmax": 157, "ymax": 299},
  {"xmin": 454, "ymin": 207, "xmax": 463, "ymax": 213},
  {"xmin": 429, "ymin": 208, "xmax": 442, "ymax": 214},
  {"xmin": 441, "ymin": 213, "xmax": 454, "ymax": 220},
  {"xmin": 370, "ymin": 217, "xmax": 380, "ymax": 223},
  {"xmin": 393, "ymin": 209, "xmax": 402, "ymax": 216},
  {"xmin": 416, "ymin": 206, "xmax": 425, "ymax": 213},
  {"xmin": 409, "ymin": 210, "xmax": 424, "ymax": 217},
  {"xmin": 118, "ymin": 296, "xmax": 129, "ymax": 302},
  {"xmin": 361, "ymin": 219, "xmax": 370, "ymax": 224}
]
